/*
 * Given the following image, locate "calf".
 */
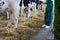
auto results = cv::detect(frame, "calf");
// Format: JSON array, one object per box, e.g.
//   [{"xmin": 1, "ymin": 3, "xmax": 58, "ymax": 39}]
[
  {"xmin": 20, "ymin": 0, "xmax": 30, "ymax": 20},
  {"xmin": 28, "ymin": 0, "xmax": 37, "ymax": 18},
  {"xmin": 20, "ymin": 0, "xmax": 37, "ymax": 19},
  {"xmin": 0, "ymin": 0, "xmax": 21, "ymax": 28}
]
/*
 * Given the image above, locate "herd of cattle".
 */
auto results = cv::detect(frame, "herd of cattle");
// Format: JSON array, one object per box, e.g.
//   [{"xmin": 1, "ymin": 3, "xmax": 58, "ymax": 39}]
[{"xmin": 0, "ymin": 0, "xmax": 45, "ymax": 28}]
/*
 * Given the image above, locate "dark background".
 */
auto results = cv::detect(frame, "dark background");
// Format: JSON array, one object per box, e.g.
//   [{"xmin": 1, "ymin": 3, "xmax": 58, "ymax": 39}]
[{"xmin": 54, "ymin": 0, "xmax": 60, "ymax": 40}]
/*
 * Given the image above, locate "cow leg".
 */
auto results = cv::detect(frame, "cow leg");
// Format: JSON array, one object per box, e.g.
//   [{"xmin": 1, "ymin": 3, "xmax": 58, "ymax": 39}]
[
  {"xmin": 32, "ymin": 2, "xmax": 37, "ymax": 15},
  {"xmin": 13, "ymin": 6, "xmax": 20, "ymax": 28},
  {"xmin": 14, "ymin": 17, "xmax": 18, "ymax": 28},
  {"xmin": 13, "ymin": 11, "xmax": 18, "ymax": 28},
  {"xmin": 6, "ymin": 11, "xmax": 9, "ymax": 19},
  {"xmin": 7, "ymin": 14, "xmax": 13, "ymax": 28},
  {"xmin": 21, "ymin": 4, "xmax": 25, "ymax": 17},
  {"xmin": 28, "ymin": 3, "xmax": 32, "ymax": 18},
  {"xmin": 6, "ymin": 8, "xmax": 10, "ymax": 19},
  {"xmin": 21, "ymin": 7, "xmax": 24, "ymax": 17},
  {"xmin": 23, "ymin": 7, "xmax": 26, "ymax": 21}
]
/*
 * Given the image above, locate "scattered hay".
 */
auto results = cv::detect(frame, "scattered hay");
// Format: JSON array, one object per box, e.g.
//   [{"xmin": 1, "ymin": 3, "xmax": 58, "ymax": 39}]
[{"xmin": 0, "ymin": 10, "xmax": 44, "ymax": 40}]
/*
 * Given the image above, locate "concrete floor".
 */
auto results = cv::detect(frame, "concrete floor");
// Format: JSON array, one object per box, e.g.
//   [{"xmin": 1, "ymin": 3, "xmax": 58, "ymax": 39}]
[{"xmin": 30, "ymin": 27, "xmax": 54, "ymax": 40}]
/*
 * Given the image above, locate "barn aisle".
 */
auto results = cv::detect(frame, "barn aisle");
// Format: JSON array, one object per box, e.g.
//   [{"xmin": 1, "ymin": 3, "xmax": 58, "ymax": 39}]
[{"xmin": 30, "ymin": 26, "xmax": 54, "ymax": 40}]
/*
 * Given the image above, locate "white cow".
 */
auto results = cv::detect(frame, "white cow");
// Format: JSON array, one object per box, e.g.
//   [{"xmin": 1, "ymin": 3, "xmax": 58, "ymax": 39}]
[{"xmin": 0, "ymin": 0, "xmax": 21, "ymax": 28}]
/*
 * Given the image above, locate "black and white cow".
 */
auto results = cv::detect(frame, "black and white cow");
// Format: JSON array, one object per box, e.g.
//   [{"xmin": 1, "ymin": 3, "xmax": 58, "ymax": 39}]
[
  {"xmin": 19, "ymin": 0, "xmax": 30, "ymax": 21},
  {"xmin": 20, "ymin": 0, "xmax": 29, "ymax": 17},
  {"xmin": 0, "ymin": 0, "xmax": 21, "ymax": 28},
  {"xmin": 20, "ymin": 0, "xmax": 39, "ymax": 18},
  {"xmin": 28, "ymin": 0, "xmax": 37, "ymax": 18},
  {"xmin": 20, "ymin": 0, "xmax": 29, "ymax": 7}
]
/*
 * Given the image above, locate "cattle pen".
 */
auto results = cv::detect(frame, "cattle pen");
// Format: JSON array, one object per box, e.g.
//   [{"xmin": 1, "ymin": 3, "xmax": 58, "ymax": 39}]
[{"xmin": 0, "ymin": 0, "xmax": 52, "ymax": 40}]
